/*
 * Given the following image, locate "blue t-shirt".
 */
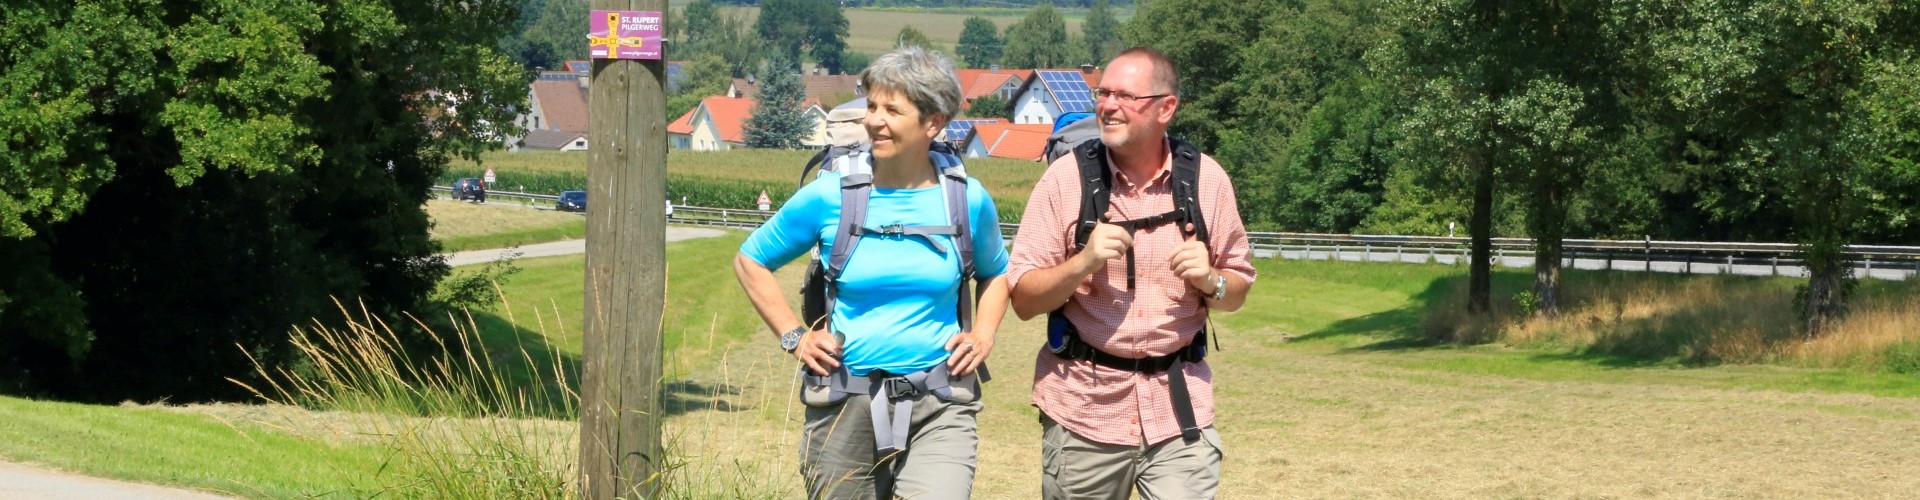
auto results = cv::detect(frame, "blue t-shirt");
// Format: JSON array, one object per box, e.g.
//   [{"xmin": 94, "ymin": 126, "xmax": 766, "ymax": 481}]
[{"xmin": 741, "ymin": 172, "xmax": 1008, "ymax": 376}]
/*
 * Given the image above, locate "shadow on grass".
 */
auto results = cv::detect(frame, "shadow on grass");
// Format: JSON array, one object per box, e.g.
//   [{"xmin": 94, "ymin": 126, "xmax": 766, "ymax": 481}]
[{"xmin": 461, "ymin": 310, "xmax": 752, "ymax": 419}]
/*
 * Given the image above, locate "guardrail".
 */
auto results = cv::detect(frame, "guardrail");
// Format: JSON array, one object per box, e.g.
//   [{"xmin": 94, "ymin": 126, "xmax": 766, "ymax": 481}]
[
  {"xmin": 435, "ymin": 186, "xmax": 1920, "ymax": 281},
  {"xmin": 430, "ymin": 185, "xmax": 559, "ymax": 207},
  {"xmin": 1246, "ymin": 233, "xmax": 1920, "ymax": 281}
]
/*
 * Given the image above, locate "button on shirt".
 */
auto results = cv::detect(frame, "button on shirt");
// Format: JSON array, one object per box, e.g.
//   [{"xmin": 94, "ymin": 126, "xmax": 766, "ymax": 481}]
[{"xmin": 1006, "ymin": 142, "xmax": 1256, "ymax": 446}]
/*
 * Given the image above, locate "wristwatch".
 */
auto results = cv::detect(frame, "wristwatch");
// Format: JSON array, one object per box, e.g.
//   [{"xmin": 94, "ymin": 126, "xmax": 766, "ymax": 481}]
[
  {"xmin": 1210, "ymin": 274, "xmax": 1228, "ymax": 301},
  {"xmin": 779, "ymin": 326, "xmax": 807, "ymax": 353}
]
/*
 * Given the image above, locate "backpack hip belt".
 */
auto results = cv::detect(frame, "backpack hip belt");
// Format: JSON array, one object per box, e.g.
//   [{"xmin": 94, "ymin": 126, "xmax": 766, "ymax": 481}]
[
  {"xmin": 1047, "ymin": 312, "xmax": 1207, "ymax": 442},
  {"xmin": 801, "ymin": 363, "xmax": 991, "ymax": 455}
]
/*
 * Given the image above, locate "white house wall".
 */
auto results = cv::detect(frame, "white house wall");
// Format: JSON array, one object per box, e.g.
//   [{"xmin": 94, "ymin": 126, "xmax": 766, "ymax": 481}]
[{"xmin": 1013, "ymin": 87, "xmax": 1060, "ymax": 125}]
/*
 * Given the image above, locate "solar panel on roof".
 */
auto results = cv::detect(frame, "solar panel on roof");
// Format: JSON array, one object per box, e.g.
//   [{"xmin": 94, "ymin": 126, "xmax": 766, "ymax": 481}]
[
  {"xmin": 1038, "ymin": 70, "xmax": 1095, "ymax": 114},
  {"xmin": 567, "ymin": 61, "xmax": 591, "ymax": 74},
  {"xmin": 943, "ymin": 119, "xmax": 999, "ymax": 142}
]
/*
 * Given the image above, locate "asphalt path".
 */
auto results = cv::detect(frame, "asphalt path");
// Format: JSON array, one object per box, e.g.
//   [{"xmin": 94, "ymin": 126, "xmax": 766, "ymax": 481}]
[
  {"xmin": 443, "ymin": 226, "xmax": 728, "ymax": 267},
  {"xmin": 0, "ymin": 461, "xmax": 233, "ymax": 500}
]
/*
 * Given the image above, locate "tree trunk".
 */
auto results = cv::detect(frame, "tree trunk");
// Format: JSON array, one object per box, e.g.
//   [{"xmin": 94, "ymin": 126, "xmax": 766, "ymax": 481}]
[
  {"xmin": 1469, "ymin": 152, "xmax": 1493, "ymax": 314},
  {"xmin": 1533, "ymin": 240, "xmax": 1561, "ymax": 317},
  {"xmin": 1531, "ymin": 181, "xmax": 1567, "ymax": 317},
  {"xmin": 1803, "ymin": 266, "xmax": 1843, "ymax": 335}
]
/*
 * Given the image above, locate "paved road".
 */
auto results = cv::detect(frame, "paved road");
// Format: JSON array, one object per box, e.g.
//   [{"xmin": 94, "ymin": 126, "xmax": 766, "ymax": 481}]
[
  {"xmin": 0, "ymin": 461, "xmax": 233, "ymax": 500},
  {"xmin": 443, "ymin": 226, "xmax": 729, "ymax": 267}
]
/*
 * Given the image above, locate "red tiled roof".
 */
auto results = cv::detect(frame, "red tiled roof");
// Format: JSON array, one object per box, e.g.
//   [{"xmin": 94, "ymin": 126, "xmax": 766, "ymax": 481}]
[
  {"xmin": 530, "ymin": 72, "xmax": 590, "ymax": 132},
  {"xmin": 697, "ymin": 96, "xmax": 757, "ymax": 144},
  {"xmin": 668, "ymin": 105, "xmax": 697, "ymax": 135},
  {"xmin": 971, "ymin": 123, "xmax": 1054, "ymax": 161},
  {"xmin": 954, "ymin": 69, "xmax": 1030, "ymax": 100},
  {"xmin": 732, "ymin": 75, "xmax": 862, "ymax": 108}
]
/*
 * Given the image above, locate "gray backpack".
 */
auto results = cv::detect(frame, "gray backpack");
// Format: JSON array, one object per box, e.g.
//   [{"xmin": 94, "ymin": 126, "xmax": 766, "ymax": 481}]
[
  {"xmin": 798, "ymin": 143, "xmax": 980, "ymax": 337},
  {"xmin": 1043, "ymin": 111, "xmax": 1100, "ymax": 164}
]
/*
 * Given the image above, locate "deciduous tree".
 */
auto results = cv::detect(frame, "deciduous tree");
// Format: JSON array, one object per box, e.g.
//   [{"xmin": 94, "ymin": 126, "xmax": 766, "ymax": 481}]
[
  {"xmin": 0, "ymin": 0, "xmax": 526, "ymax": 401},
  {"xmin": 1002, "ymin": 3, "xmax": 1077, "ymax": 69},
  {"xmin": 956, "ymin": 16, "xmax": 1004, "ymax": 69}
]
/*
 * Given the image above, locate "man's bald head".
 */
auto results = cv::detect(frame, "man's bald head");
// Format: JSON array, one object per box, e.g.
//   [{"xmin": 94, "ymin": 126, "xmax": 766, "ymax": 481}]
[{"xmin": 1112, "ymin": 47, "xmax": 1179, "ymax": 97}]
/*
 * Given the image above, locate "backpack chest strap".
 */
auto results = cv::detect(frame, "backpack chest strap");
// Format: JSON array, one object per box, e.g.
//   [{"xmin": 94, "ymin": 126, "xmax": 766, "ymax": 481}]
[{"xmin": 1107, "ymin": 209, "xmax": 1193, "ymax": 290}]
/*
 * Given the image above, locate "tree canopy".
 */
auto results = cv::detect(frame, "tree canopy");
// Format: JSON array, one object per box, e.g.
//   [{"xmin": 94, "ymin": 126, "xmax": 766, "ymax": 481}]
[
  {"xmin": 1002, "ymin": 3, "xmax": 1077, "ymax": 69},
  {"xmin": 956, "ymin": 16, "xmax": 1005, "ymax": 69},
  {"xmin": 0, "ymin": 0, "xmax": 526, "ymax": 400},
  {"xmin": 756, "ymin": 0, "xmax": 851, "ymax": 74}
]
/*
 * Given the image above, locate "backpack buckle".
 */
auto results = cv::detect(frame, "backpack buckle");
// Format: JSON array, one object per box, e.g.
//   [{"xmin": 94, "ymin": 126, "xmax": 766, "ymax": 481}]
[
  {"xmin": 877, "ymin": 224, "xmax": 905, "ymax": 234},
  {"xmin": 882, "ymin": 376, "xmax": 919, "ymax": 399}
]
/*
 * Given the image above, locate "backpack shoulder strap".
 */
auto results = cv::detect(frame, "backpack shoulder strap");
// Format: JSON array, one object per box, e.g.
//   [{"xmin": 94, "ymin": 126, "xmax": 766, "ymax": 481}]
[
  {"xmin": 1071, "ymin": 140, "xmax": 1112, "ymax": 252},
  {"xmin": 1168, "ymin": 138, "xmax": 1209, "ymax": 245},
  {"xmin": 932, "ymin": 146, "xmax": 979, "ymax": 333},
  {"xmin": 825, "ymin": 154, "xmax": 874, "ymax": 286}
]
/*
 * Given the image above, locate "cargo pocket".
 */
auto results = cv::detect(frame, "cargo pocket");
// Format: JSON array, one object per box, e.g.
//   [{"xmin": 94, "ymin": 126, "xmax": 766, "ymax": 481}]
[
  {"xmin": 1040, "ymin": 414, "xmax": 1065, "ymax": 478},
  {"xmin": 1183, "ymin": 427, "xmax": 1226, "ymax": 496},
  {"xmin": 936, "ymin": 371, "xmax": 981, "ymax": 404}
]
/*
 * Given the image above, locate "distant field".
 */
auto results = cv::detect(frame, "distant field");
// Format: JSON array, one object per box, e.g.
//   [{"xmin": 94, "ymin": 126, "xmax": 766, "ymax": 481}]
[
  {"xmin": 453, "ymin": 149, "xmax": 1047, "ymax": 218},
  {"xmin": 713, "ymin": 7, "xmax": 1100, "ymax": 56}
]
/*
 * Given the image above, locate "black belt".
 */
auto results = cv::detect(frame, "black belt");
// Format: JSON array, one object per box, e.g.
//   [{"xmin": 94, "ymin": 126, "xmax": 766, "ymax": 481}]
[{"xmin": 1048, "ymin": 313, "xmax": 1206, "ymax": 442}]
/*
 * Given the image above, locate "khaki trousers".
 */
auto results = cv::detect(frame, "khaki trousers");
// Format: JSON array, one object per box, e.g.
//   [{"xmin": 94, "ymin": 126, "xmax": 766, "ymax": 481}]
[
  {"xmin": 1039, "ymin": 413, "xmax": 1225, "ymax": 500},
  {"xmin": 801, "ymin": 392, "xmax": 982, "ymax": 500}
]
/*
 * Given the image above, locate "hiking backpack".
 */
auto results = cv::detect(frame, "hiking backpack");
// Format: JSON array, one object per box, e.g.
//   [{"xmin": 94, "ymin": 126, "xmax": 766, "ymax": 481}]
[
  {"xmin": 1044, "ymin": 112, "xmax": 1101, "ymax": 164},
  {"xmin": 797, "ymin": 143, "xmax": 981, "ymax": 337},
  {"xmin": 1046, "ymin": 136, "xmax": 1217, "ymax": 442}
]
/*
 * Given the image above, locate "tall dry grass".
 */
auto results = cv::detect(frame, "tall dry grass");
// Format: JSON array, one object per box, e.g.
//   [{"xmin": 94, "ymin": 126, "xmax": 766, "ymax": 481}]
[
  {"xmin": 1423, "ymin": 271, "xmax": 1920, "ymax": 371},
  {"xmin": 228, "ymin": 288, "xmax": 811, "ymax": 498},
  {"xmin": 231, "ymin": 296, "xmax": 580, "ymax": 498}
]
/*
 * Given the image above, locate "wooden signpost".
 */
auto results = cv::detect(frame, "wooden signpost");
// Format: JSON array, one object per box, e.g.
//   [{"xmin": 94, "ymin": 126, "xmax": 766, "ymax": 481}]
[{"xmin": 580, "ymin": 1, "xmax": 666, "ymax": 498}]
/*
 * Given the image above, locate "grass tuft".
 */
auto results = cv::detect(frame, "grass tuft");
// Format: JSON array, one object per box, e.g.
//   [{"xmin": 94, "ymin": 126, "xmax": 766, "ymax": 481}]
[
  {"xmin": 233, "ymin": 296, "xmax": 579, "ymax": 499},
  {"xmin": 1419, "ymin": 267, "xmax": 1920, "ymax": 370}
]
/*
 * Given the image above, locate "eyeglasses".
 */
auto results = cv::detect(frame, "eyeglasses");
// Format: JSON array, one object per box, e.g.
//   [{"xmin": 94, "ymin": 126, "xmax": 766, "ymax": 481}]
[{"xmin": 1092, "ymin": 88, "xmax": 1172, "ymax": 104}]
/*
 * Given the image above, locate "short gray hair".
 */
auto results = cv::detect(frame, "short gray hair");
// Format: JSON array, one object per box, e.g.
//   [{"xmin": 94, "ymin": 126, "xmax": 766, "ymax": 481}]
[{"xmin": 860, "ymin": 46, "xmax": 963, "ymax": 120}]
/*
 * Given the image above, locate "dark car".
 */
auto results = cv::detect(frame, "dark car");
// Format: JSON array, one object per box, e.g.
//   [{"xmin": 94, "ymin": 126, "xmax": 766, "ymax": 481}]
[
  {"xmin": 454, "ymin": 177, "xmax": 487, "ymax": 203},
  {"xmin": 556, "ymin": 190, "xmax": 586, "ymax": 212}
]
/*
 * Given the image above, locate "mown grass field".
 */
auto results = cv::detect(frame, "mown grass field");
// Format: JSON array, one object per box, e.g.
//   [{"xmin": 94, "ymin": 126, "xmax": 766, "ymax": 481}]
[
  {"xmin": 450, "ymin": 149, "xmax": 1048, "ymax": 221},
  {"xmin": 0, "ymin": 397, "xmax": 393, "ymax": 497},
  {"xmin": 8, "ymin": 224, "xmax": 1920, "ymax": 497},
  {"xmin": 428, "ymin": 199, "xmax": 585, "ymax": 252},
  {"xmin": 707, "ymin": 7, "xmax": 1110, "ymax": 56},
  {"xmin": 434, "ymin": 234, "xmax": 1920, "ymax": 496}
]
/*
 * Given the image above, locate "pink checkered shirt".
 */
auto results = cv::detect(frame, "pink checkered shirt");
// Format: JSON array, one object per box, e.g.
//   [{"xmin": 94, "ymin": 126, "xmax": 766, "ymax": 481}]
[{"xmin": 1006, "ymin": 142, "xmax": 1256, "ymax": 446}]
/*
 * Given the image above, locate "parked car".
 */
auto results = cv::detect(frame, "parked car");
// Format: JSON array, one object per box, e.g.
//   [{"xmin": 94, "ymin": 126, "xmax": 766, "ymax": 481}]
[
  {"xmin": 454, "ymin": 177, "xmax": 486, "ymax": 203},
  {"xmin": 557, "ymin": 190, "xmax": 587, "ymax": 212}
]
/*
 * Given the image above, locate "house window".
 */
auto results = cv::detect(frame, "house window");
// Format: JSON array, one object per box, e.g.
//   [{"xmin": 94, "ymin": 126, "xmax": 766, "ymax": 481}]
[
  {"xmin": 534, "ymin": 116, "xmax": 541, "ymax": 129},
  {"xmin": 574, "ymin": 140, "xmax": 585, "ymax": 147}
]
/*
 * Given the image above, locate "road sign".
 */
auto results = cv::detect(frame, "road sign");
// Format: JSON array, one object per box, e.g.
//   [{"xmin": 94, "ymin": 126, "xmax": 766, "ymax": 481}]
[
  {"xmin": 756, "ymin": 190, "xmax": 771, "ymax": 211},
  {"xmin": 484, "ymin": 168, "xmax": 496, "ymax": 184}
]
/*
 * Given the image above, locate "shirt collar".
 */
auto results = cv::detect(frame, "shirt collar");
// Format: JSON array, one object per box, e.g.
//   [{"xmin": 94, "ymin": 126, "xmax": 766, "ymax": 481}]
[{"xmin": 1104, "ymin": 138, "xmax": 1174, "ymax": 191}]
